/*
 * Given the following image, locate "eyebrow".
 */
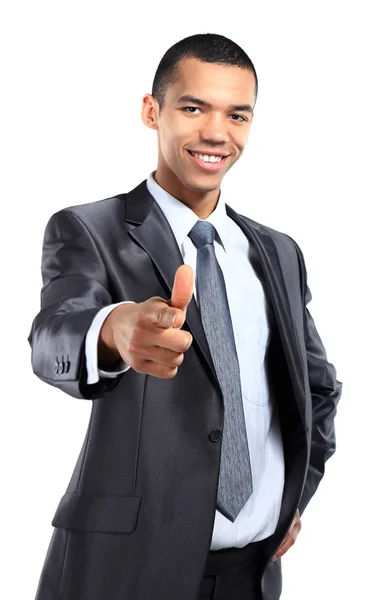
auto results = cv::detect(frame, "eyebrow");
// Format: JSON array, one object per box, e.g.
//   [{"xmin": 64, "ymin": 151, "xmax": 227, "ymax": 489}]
[{"xmin": 176, "ymin": 94, "xmax": 254, "ymax": 114}]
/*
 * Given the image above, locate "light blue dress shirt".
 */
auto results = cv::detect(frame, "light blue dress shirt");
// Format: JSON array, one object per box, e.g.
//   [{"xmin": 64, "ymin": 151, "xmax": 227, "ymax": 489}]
[{"xmin": 84, "ymin": 171, "xmax": 285, "ymax": 549}]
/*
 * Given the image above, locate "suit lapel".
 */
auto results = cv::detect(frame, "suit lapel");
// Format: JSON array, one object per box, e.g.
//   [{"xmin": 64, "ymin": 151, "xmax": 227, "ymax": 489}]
[{"xmin": 123, "ymin": 180, "xmax": 306, "ymax": 425}]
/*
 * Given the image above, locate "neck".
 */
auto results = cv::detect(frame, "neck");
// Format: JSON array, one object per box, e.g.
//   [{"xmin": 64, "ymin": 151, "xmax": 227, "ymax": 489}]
[{"xmin": 153, "ymin": 168, "xmax": 220, "ymax": 220}]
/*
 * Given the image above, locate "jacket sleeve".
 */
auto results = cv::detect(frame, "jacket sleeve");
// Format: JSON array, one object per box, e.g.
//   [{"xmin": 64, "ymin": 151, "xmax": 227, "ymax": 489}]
[
  {"xmin": 27, "ymin": 208, "xmax": 129, "ymax": 400},
  {"xmin": 293, "ymin": 241, "xmax": 343, "ymax": 515}
]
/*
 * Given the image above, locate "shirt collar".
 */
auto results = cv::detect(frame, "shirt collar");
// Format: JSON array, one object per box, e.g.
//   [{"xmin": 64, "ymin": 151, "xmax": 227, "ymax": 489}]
[{"xmin": 146, "ymin": 171, "xmax": 230, "ymax": 252}]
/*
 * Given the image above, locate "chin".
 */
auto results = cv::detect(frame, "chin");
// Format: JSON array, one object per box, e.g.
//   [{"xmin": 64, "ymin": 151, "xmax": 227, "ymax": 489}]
[{"xmin": 183, "ymin": 176, "xmax": 220, "ymax": 193}]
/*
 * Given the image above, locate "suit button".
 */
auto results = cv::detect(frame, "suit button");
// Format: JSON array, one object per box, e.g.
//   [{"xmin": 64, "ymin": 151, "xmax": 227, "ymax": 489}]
[
  {"xmin": 209, "ymin": 429, "xmax": 222, "ymax": 443},
  {"xmin": 64, "ymin": 360, "xmax": 70, "ymax": 373},
  {"xmin": 53, "ymin": 361, "xmax": 59, "ymax": 374},
  {"xmin": 58, "ymin": 361, "xmax": 64, "ymax": 374}
]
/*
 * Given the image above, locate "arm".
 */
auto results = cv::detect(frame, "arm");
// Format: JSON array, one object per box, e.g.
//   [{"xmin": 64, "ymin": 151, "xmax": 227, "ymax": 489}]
[
  {"xmin": 27, "ymin": 209, "xmax": 131, "ymax": 400},
  {"xmin": 293, "ymin": 242, "xmax": 343, "ymax": 515}
]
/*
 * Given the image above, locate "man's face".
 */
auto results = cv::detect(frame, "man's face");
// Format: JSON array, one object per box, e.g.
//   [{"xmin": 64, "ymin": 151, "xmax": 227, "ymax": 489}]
[{"xmin": 142, "ymin": 57, "xmax": 256, "ymax": 199}]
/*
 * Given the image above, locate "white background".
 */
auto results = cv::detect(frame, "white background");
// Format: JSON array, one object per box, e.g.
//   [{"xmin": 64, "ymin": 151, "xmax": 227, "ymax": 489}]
[{"xmin": 1, "ymin": 1, "xmax": 369, "ymax": 598}]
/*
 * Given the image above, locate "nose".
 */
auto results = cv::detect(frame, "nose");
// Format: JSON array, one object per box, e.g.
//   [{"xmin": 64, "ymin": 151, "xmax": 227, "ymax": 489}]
[{"xmin": 199, "ymin": 113, "xmax": 230, "ymax": 145}]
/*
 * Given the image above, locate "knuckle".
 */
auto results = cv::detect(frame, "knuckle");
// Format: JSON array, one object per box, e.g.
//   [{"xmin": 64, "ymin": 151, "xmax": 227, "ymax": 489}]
[
  {"xmin": 158, "ymin": 306, "xmax": 172, "ymax": 326},
  {"xmin": 157, "ymin": 307, "xmax": 166, "ymax": 323}
]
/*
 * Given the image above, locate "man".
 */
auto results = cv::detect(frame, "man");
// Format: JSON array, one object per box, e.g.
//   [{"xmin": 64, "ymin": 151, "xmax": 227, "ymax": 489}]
[{"xmin": 28, "ymin": 33, "xmax": 342, "ymax": 600}]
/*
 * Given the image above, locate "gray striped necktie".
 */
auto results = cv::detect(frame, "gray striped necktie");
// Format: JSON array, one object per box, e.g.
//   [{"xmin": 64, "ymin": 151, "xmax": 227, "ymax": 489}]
[{"xmin": 188, "ymin": 220, "xmax": 253, "ymax": 522}]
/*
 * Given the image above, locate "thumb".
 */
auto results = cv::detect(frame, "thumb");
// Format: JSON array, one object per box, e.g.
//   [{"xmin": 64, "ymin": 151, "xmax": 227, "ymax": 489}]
[{"xmin": 169, "ymin": 264, "xmax": 194, "ymax": 326}]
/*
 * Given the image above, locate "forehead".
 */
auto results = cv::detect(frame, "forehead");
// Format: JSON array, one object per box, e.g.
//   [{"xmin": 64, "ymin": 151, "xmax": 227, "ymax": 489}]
[{"xmin": 168, "ymin": 57, "xmax": 256, "ymax": 103}]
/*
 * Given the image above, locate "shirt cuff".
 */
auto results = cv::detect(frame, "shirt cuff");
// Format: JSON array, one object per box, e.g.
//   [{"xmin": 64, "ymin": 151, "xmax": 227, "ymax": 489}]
[{"xmin": 85, "ymin": 301, "xmax": 135, "ymax": 384}]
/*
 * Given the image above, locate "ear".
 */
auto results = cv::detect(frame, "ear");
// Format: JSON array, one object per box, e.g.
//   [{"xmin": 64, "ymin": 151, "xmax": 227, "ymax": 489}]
[{"xmin": 141, "ymin": 94, "xmax": 159, "ymax": 131}]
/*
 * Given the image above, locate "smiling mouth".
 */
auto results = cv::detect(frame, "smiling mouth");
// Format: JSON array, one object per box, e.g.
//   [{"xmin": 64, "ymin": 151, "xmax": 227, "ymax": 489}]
[{"xmin": 187, "ymin": 150, "xmax": 228, "ymax": 171}]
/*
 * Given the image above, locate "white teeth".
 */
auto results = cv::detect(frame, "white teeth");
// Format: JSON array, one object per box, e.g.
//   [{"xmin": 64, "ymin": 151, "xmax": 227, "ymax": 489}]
[{"xmin": 192, "ymin": 152, "xmax": 222, "ymax": 163}]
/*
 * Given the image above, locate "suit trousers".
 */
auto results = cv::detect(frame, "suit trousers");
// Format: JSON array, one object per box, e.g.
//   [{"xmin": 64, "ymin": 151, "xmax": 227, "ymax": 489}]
[{"xmin": 197, "ymin": 540, "xmax": 267, "ymax": 599}]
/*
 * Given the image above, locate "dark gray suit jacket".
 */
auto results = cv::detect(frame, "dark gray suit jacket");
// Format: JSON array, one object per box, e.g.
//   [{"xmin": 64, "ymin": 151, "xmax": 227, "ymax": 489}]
[{"xmin": 28, "ymin": 179, "xmax": 342, "ymax": 600}]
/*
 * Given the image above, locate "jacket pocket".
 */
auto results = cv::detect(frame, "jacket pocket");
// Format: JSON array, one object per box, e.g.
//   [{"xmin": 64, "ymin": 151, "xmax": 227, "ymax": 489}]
[{"xmin": 51, "ymin": 492, "xmax": 142, "ymax": 533}]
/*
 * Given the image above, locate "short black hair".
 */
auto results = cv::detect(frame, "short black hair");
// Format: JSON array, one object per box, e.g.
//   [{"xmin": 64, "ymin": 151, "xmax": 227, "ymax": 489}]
[{"xmin": 151, "ymin": 33, "xmax": 258, "ymax": 112}]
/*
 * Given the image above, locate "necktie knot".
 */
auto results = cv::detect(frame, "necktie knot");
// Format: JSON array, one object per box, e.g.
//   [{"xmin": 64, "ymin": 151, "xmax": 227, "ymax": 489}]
[{"xmin": 188, "ymin": 220, "xmax": 215, "ymax": 249}]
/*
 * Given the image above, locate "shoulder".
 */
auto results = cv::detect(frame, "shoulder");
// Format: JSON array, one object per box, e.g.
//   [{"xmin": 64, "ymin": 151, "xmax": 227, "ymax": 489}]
[
  {"xmin": 62, "ymin": 193, "xmax": 125, "ymax": 219},
  {"xmin": 48, "ymin": 193, "xmax": 128, "ymax": 234}
]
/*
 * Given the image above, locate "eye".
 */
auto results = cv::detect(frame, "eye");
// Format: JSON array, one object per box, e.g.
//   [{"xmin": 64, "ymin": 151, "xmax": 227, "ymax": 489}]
[
  {"xmin": 182, "ymin": 107, "xmax": 201, "ymax": 114},
  {"xmin": 231, "ymin": 114, "xmax": 249, "ymax": 122}
]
